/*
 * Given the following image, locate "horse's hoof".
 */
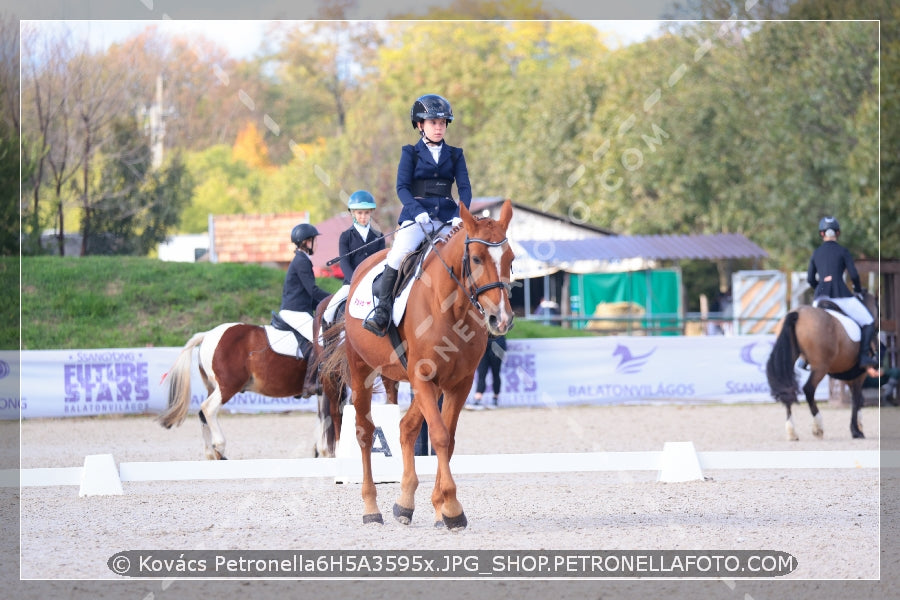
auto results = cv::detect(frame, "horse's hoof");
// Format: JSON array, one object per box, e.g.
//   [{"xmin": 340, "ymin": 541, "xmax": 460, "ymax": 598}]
[
  {"xmin": 433, "ymin": 521, "xmax": 445, "ymax": 529},
  {"xmin": 392, "ymin": 503, "xmax": 414, "ymax": 525},
  {"xmin": 852, "ymin": 431, "xmax": 865, "ymax": 439},
  {"xmin": 442, "ymin": 511, "xmax": 467, "ymax": 531},
  {"xmin": 363, "ymin": 513, "xmax": 384, "ymax": 525}
]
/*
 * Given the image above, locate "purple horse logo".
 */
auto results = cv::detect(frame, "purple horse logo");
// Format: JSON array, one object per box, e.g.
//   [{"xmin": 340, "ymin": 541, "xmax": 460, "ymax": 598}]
[
  {"xmin": 740, "ymin": 341, "xmax": 774, "ymax": 372},
  {"xmin": 613, "ymin": 344, "xmax": 656, "ymax": 374}
]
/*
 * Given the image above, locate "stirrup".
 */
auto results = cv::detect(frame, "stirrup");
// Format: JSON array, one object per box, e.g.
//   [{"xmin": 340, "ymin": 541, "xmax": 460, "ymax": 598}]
[{"xmin": 363, "ymin": 310, "xmax": 389, "ymax": 337}]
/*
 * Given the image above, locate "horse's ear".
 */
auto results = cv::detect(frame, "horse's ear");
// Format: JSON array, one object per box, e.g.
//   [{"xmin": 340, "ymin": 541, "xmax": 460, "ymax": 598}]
[
  {"xmin": 498, "ymin": 199, "xmax": 513, "ymax": 229},
  {"xmin": 460, "ymin": 200, "xmax": 476, "ymax": 230}
]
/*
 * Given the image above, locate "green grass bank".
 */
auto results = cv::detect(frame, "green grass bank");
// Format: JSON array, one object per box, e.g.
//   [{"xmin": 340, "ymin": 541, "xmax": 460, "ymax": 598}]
[{"xmin": 17, "ymin": 256, "xmax": 584, "ymax": 350}]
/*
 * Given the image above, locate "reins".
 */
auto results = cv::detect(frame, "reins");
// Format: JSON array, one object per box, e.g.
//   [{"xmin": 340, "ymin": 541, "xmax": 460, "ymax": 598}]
[{"xmin": 417, "ymin": 221, "xmax": 509, "ymax": 316}]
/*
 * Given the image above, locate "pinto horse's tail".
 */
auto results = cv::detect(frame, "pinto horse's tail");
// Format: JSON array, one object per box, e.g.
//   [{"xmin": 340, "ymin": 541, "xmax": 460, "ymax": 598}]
[
  {"xmin": 157, "ymin": 331, "xmax": 206, "ymax": 429},
  {"xmin": 766, "ymin": 312, "xmax": 801, "ymax": 406}
]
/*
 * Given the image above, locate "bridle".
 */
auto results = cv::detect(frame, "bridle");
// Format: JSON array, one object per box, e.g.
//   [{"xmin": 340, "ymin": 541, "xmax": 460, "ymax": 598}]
[{"xmin": 420, "ymin": 222, "xmax": 510, "ymax": 317}]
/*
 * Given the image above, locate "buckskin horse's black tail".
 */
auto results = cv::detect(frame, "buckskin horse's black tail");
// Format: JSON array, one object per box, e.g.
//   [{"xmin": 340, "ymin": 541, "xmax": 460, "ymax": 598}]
[{"xmin": 766, "ymin": 312, "xmax": 800, "ymax": 406}]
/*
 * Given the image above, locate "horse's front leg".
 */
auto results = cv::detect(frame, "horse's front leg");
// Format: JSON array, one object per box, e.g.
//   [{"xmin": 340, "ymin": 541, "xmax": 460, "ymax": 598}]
[
  {"xmin": 351, "ymin": 376, "xmax": 382, "ymax": 524},
  {"xmin": 428, "ymin": 384, "xmax": 469, "ymax": 530},
  {"xmin": 802, "ymin": 372, "xmax": 824, "ymax": 438},
  {"xmin": 199, "ymin": 388, "xmax": 227, "ymax": 459},
  {"xmin": 393, "ymin": 393, "xmax": 424, "ymax": 525}
]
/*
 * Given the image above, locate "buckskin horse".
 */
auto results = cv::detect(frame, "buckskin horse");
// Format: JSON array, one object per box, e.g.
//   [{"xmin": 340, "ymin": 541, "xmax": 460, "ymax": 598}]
[
  {"xmin": 319, "ymin": 199, "xmax": 515, "ymax": 529},
  {"xmin": 765, "ymin": 291, "xmax": 879, "ymax": 440},
  {"xmin": 158, "ymin": 322, "xmax": 314, "ymax": 459}
]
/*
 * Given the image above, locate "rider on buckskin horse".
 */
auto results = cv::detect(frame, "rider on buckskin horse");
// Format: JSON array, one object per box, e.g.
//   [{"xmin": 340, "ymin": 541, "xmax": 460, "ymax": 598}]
[{"xmin": 807, "ymin": 216, "xmax": 880, "ymax": 376}]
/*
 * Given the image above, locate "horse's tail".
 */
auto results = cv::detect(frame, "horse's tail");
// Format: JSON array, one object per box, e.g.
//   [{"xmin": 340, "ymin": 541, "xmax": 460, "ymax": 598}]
[
  {"xmin": 766, "ymin": 312, "xmax": 800, "ymax": 405},
  {"xmin": 318, "ymin": 317, "xmax": 350, "ymax": 392},
  {"xmin": 157, "ymin": 331, "xmax": 206, "ymax": 429}
]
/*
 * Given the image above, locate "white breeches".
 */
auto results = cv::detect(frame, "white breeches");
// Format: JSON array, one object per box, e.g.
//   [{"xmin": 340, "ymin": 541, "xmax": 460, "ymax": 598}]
[
  {"xmin": 813, "ymin": 296, "xmax": 874, "ymax": 326},
  {"xmin": 278, "ymin": 310, "xmax": 315, "ymax": 341},
  {"xmin": 385, "ymin": 220, "xmax": 444, "ymax": 270}
]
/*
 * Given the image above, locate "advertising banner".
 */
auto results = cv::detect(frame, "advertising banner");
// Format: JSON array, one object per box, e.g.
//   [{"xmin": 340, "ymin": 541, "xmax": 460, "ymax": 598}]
[
  {"xmin": 17, "ymin": 347, "xmax": 316, "ymax": 419},
  {"xmin": 10, "ymin": 335, "xmax": 825, "ymax": 420}
]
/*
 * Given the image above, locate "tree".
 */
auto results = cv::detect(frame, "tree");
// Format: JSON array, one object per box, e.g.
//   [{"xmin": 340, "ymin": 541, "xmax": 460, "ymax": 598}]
[
  {"xmin": 104, "ymin": 25, "xmax": 260, "ymax": 152},
  {"xmin": 20, "ymin": 23, "xmax": 79, "ymax": 255},
  {"xmin": 0, "ymin": 14, "xmax": 21, "ymax": 256},
  {"xmin": 67, "ymin": 48, "xmax": 141, "ymax": 255},
  {"xmin": 260, "ymin": 19, "xmax": 383, "ymax": 144},
  {"xmin": 786, "ymin": 0, "xmax": 899, "ymax": 259},
  {"xmin": 87, "ymin": 116, "xmax": 193, "ymax": 255},
  {"xmin": 232, "ymin": 122, "xmax": 273, "ymax": 171}
]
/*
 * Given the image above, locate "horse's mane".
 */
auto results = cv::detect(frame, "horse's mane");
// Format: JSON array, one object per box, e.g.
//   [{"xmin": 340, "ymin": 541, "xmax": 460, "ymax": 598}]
[{"xmin": 433, "ymin": 216, "xmax": 495, "ymax": 249}]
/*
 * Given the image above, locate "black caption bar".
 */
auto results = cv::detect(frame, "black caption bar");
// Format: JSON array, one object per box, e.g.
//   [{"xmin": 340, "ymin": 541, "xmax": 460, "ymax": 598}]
[{"xmin": 108, "ymin": 550, "xmax": 797, "ymax": 578}]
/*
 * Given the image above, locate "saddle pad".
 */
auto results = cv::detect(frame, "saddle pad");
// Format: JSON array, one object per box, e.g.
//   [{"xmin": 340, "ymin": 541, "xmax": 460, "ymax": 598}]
[
  {"xmin": 825, "ymin": 309, "xmax": 861, "ymax": 342},
  {"xmin": 347, "ymin": 258, "xmax": 414, "ymax": 325},
  {"xmin": 264, "ymin": 325, "xmax": 303, "ymax": 358},
  {"xmin": 324, "ymin": 285, "xmax": 350, "ymax": 324}
]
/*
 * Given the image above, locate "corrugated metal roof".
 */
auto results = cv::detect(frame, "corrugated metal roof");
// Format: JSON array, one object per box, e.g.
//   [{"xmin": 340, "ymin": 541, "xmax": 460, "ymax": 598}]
[{"xmin": 518, "ymin": 233, "xmax": 768, "ymax": 263}]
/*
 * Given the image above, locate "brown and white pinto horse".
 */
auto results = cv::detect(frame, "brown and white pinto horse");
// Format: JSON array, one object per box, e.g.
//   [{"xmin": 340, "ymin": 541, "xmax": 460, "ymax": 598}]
[
  {"xmin": 766, "ymin": 291, "xmax": 878, "ymax": 440},
  {"xmin": 320, "ymin": 199, "xmax": 515, "ymax": 530},
  {"xmin": 158, "ymin": 322, "xmax": 312, "ymax": 459},
  {"xmin": 311, "ymin": 294, "xmax": 399, "ymax": 457}
]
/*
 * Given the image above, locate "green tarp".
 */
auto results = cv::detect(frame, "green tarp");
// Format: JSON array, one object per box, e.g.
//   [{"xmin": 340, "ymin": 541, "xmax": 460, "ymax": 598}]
[{"xmin": 570, "ymin": 269, "xmax": 682, "ymax": 335}]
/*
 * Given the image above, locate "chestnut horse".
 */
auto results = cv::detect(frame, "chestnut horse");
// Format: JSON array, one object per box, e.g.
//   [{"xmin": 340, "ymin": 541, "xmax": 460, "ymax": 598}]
[
  {"xmin": 158, "ymin": 322, "xmax": 313, "ymax": 460},
  {"xmin": 320, "ymin": 199, "xmax": 515, "ymax": 530},
  {"xmin": 311, "ymin": 294, "xmax": 399, "ymax": 457},
  {"xmin": 765, "ymin": 291, "xmax": 878, "ymax": 440}
]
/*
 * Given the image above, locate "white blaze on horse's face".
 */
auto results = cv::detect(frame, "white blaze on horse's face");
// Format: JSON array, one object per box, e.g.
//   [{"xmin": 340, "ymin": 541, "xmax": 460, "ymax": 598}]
[{"xmin": 487, "ymin": 242, "xmax": 513, "ymax": 333}]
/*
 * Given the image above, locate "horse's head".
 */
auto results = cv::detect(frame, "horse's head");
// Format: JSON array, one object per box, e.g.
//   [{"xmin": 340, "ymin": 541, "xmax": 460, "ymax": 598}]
[{"xmin": 459, "ymin": 199, "xmax": 516, "ymax": 336}]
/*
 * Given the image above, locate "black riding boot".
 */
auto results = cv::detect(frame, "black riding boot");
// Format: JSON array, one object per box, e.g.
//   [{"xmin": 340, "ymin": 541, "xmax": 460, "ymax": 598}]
[
  {"xmin": 363, "ymin": 266, "xmax": 398, "ymax": 337},
  {"xmin": 858, "ymin": 323, "xmax": 878, "ymax": 369}
]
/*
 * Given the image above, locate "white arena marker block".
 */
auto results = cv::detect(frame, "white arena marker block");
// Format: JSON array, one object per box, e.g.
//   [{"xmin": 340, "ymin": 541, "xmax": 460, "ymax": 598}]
[
  {"xmin": 79, "ymin": 454, "xmax": 123, "ymax": 497},
  {"xmin": 335, "ymin": 404, "xmax": 402, "ymax": 485},
  {"xmin": 657, "ymin": 441, "xmax": 704, "ymax": 483}
]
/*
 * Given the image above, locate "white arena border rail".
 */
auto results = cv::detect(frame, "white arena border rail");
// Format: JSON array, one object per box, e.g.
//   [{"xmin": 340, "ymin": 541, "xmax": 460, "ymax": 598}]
[{"xmin": 3, "ymin": 443, "xmax": 891, "ymax": 497}]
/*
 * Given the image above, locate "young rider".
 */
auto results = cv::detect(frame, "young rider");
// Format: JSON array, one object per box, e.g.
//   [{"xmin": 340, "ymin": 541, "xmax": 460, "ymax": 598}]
[
  {"xmin": 364, "ymin": 93, "xmax": 472, "ymax": 336},
  {"xmin": 278, "ymin": 223, "xmax": 331, "ymax": 396},
  {"xmin": 337, "ymin": 190, "xmax": 385, "ymax": 300}
]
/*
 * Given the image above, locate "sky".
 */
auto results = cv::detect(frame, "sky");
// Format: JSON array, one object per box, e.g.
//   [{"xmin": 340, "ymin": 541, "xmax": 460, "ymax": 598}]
[{"xmin": 50, "ymin": 19, "xmax": 666, "ymax": 60}]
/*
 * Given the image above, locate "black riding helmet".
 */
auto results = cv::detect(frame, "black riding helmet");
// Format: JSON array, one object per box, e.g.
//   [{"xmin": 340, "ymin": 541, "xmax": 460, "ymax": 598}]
[
  {"xmin": 410, "ymin": 94, "xmax": 453, "ymax": 129},
  {"xmin": 818, "ymin": 216, "xmax": 840, "ymax": 233},
  {"xmin": 291, "ymin": 223, "xmax": 319, "ymax": 246}
]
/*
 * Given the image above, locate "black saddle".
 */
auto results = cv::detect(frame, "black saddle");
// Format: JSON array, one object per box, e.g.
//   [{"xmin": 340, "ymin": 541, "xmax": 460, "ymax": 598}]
[
  {"xmin": 373, "ymin": 224, "xmax": 449, "ymax": 297},
  {"xmin": 270, "ymin": 311, "xmax": 311, "ymax": 359},
  {"xmin": 815, "ymin": 299, "xmax": 846, "ymax": 315}
]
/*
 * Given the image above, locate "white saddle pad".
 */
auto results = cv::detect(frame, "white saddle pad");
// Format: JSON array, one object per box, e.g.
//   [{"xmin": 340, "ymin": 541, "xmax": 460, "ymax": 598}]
[
  {"xmin": 324, "ymin": 285, "xmax": 350, "ymax": 324},
  {"xmin": 347, "ymin": 259, "xmax": 414, "ymax": 326},
  {"xmin": 825, "ymin": 309, "xmax": 861, "ymax": 342},
  {"xmin": 263, "ymin": 325, "xmax": 305, "ymax": 358}
]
